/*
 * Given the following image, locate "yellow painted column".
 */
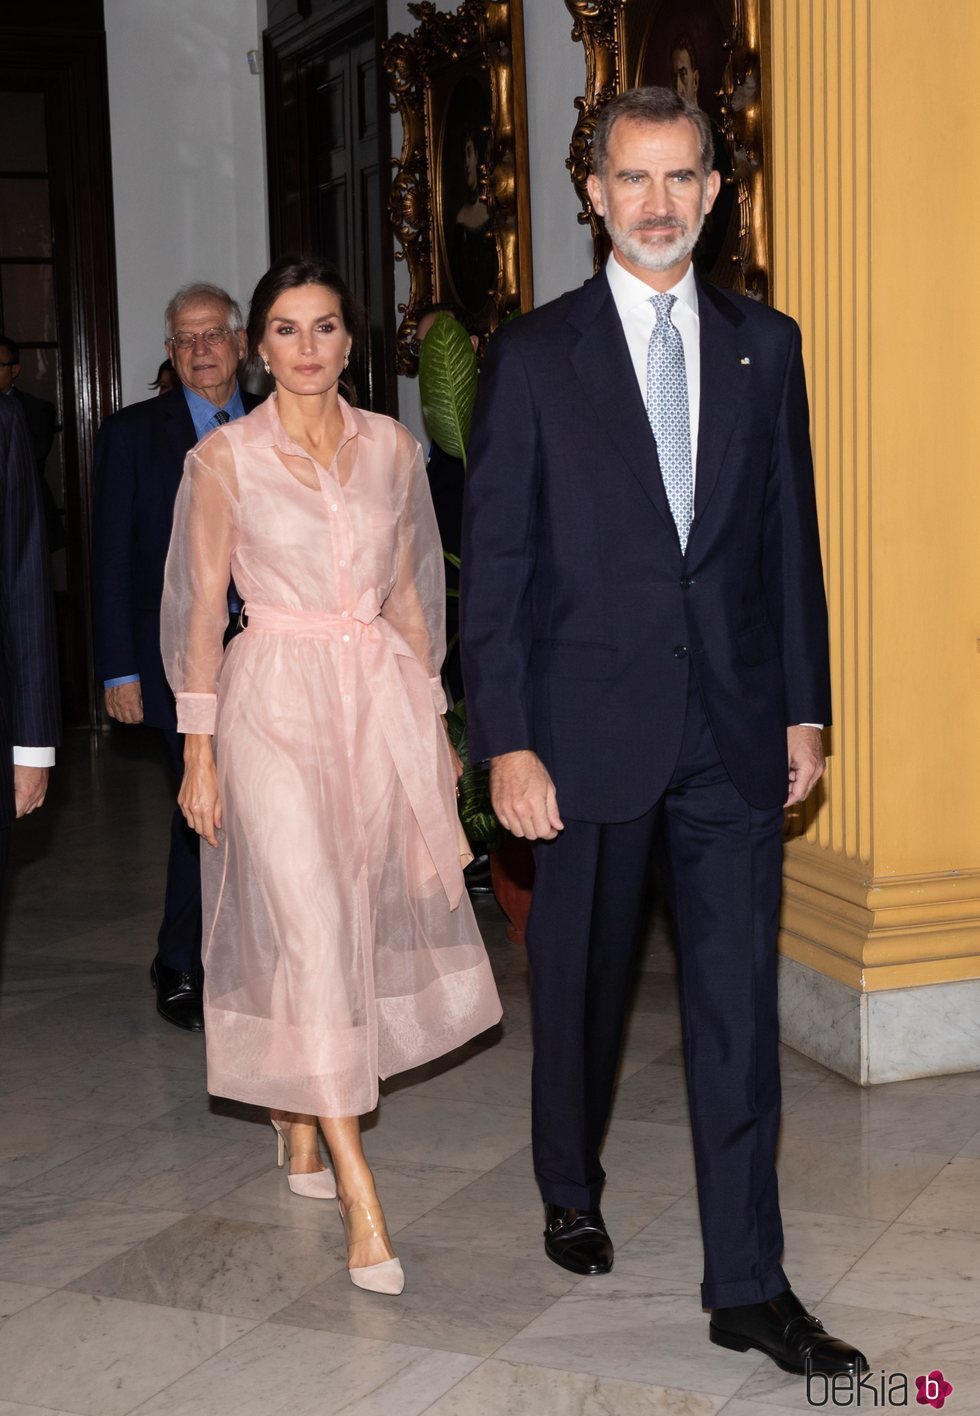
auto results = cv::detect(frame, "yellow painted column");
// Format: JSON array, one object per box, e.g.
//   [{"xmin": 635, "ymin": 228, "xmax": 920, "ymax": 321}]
[{"xmin": 769, "ymin": 0, "xmax": 980, "ymax": 1080}]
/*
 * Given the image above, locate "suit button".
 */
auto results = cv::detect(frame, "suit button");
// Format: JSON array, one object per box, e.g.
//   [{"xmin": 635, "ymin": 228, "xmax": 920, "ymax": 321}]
[{"xmin": 673, "ymin": 645, "xmax": 688, "ymax": 659}]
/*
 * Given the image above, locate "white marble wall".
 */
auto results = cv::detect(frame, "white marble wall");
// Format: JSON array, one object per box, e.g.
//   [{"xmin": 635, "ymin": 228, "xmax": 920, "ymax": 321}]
[{"xmin": 779, "ymin": 958, "xmax": 980, "ymax": 1085}]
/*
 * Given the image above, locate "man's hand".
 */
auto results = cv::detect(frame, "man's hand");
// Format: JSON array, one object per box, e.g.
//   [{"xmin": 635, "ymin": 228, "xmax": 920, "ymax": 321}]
[
  {"xmin": 785, "ymin": 726, "xmax": 825, "ymax": 807},
  {"xmin": 490, "ymin": 750, "xmax": 563, "ymax": 841},
  {"xmin": 105, "ymin": 681, "xmax": 143, "ymax": 724},
  {"xmin": 14, "ymin": 765, "xmax": 48, "ymax": 817}
]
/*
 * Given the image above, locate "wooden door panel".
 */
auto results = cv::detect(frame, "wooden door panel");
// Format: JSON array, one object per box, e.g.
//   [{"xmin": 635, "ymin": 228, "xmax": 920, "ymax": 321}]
[{"xmin": 264, "ymin": 2, "xmax": 396, "ymax": 416}]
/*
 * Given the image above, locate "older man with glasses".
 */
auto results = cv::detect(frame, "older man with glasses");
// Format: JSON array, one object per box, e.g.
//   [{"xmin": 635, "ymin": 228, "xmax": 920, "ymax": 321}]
[{"xmin": 92, "ymin": 283, "xmax": 263, "ymax": 1030}]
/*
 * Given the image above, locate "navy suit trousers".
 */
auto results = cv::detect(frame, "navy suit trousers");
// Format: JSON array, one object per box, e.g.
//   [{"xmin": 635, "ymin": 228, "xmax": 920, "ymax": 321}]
[
  {"xmin": 157, "ymin": 728, "xmax": 202, "ymax": 973},
  {"xmin": 526, "ymin": 670, "xmax": 788, "ymax": 1308}
]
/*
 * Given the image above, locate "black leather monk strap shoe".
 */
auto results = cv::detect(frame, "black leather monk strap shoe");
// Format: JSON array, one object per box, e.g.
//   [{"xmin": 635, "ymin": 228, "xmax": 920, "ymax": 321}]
[
  {"xmin": 543, "ymin": 1204, "xmax": 613, "ymax": 1275},
  {"xmin": 150, "ymin": 956, "xmax": 204, "ymax": 1032},
  {"xmin": 709, "ymin": 1288, "xmax": 869, "ymax": 1376}
]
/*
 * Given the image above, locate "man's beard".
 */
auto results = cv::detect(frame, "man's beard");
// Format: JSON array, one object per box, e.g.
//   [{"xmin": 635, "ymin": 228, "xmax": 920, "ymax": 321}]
[{"xmin": 604, "ymin": 195, "xmax": 708, "ymax": 274}]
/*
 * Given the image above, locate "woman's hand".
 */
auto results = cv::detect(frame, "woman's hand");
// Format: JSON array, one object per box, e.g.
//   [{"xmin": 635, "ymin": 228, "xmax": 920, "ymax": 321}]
[{"xmin": 179, "ymin": 734, "xmax": 222, "ymax": 847}]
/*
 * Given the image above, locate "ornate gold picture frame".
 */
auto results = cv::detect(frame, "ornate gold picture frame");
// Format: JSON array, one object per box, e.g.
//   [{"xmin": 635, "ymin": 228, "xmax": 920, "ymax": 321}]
[
  {"xmin": 565, "ymin": 0, "xmax": 771, "ymax": 300},
  {"xmin": 385, "ymin": 0, "xmax": 533, "ymax": 375}
]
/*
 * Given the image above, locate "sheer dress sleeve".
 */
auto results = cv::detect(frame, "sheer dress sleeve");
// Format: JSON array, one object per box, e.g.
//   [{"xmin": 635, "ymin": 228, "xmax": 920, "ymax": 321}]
[
  {"xmin": 161, "ymin": 431, "xmax": 238, "ymax": 736},
  {"xmin": 380, "ymin": 429, "xmax": 448, "ymax": 714}
]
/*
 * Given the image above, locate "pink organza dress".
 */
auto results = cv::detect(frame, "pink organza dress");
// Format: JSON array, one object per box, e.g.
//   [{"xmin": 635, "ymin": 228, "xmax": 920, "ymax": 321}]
[{"xmin": 161, "ymin": 395, "xmax": 501, "ymax": 1116}]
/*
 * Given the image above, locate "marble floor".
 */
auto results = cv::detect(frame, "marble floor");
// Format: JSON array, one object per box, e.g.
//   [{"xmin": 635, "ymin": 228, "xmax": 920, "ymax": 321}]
[{"xmin": 1, "ymin": 729, "xmax": 979, "ymax": 1415}]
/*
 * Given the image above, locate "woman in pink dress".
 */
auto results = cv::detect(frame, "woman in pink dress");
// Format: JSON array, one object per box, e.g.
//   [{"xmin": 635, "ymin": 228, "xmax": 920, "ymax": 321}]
[{"xmin": 161, "ymin": 256, "xmax": 502, "ymax": 1295}]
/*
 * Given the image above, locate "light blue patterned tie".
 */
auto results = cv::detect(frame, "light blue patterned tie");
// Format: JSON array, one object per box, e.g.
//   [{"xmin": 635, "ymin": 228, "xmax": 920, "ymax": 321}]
[{"xmin": 646, "ymin": 292, "xmax": 693, "ymax": 552}]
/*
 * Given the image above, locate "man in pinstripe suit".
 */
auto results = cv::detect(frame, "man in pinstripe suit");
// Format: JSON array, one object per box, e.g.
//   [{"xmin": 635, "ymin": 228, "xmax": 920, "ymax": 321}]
[{"xmin": 0, "ymin": 395, "xmax": 60, "ymax": 888}]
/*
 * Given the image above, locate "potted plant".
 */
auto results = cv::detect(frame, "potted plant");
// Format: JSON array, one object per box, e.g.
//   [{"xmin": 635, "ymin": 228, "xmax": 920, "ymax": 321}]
[{"xmin": 419, "ymin": 314, "xmax": 534, "ymax": 944}]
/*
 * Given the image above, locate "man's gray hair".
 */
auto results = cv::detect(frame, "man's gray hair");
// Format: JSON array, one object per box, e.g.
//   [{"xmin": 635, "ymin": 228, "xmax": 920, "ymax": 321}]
[
  {"xmin": 165, "ymin": 282, "xmax": 244, "ymax": 337},
  {"xmin": 590, "ymin": 86, "xmax": 714, "ymax": 178}
]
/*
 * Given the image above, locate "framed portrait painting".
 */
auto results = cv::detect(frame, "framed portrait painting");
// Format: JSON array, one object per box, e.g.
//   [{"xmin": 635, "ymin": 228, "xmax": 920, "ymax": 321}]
[
  {"xmin": 566, "ymin": 0, "xmax": 771, "ymax": 301},
  {"xmin": 385, "ymin": 0, "xmax": 532, "ymax": 374}
]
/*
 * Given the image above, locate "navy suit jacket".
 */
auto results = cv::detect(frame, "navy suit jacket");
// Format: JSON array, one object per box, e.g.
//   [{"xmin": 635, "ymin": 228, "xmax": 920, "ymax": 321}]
[
  {"xmin": 0, "ymin": 397, "xmax": 60, "ymax": 829},
  {"xmin": 91, "ymin": 386, "xmax": 262, "ymax": 730},
  {"xmin": 461, "ymin": 270, "xmax": 831, "ymax": 818}
]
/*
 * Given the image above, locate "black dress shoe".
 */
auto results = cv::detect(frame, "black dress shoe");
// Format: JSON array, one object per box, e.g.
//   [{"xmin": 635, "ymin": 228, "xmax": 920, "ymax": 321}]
[
  {"xmin": 543, "ymin": 1204, "xmax": 613, "ymax": 1275},
  {"xmin": 710, "ymin": 1288, "xmax": 869, "ymax": 1376},
  {"xmin": 463, "ymin": 853, "xmax": 494, "ymax": 895},
  {"xmin": 150, "ymin": 956, "xmax": 204, "ymax": 1031}
]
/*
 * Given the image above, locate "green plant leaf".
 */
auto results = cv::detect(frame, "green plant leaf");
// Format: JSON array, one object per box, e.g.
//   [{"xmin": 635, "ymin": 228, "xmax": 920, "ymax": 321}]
[{"xmin": 418, "ymin": 314, "xmax": 478, "ymax": 465}]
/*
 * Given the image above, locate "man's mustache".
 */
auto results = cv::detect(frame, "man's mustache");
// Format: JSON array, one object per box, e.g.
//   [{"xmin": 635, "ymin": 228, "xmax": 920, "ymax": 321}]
[{"xmin": 630, "ymin": 216, "xmax": 687, "ymax": 233}]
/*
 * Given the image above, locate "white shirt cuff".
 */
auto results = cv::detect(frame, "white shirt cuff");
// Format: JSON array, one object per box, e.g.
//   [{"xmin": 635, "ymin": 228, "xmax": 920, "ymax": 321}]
[
  {"xmin": 799, "ymin": 723, "xmax": 824, "ymax": 730},
  {"xmin": 13, "ymin": 746, "xmax": 55, "ymax": 767}
]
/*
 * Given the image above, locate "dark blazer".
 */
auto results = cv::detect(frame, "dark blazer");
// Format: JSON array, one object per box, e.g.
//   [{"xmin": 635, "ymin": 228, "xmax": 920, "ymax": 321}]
[
  {"xmin": 461, "ymin": 270, "xmax": 831, "ymax": 818},
  {"xmin": 0, "ymin": 397, "xmax": 60, "ymax": 828},
  {"xmin": 91, "ymin": 386, "xmax": 261, "ymax": 730}
]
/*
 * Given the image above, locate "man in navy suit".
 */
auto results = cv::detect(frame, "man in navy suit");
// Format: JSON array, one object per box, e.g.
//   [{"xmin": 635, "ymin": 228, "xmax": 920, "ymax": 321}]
[
  {"xmin": 92, "ymin": 283, "xmax": 261, "ymax": 1030},
  {"xmin": 0, "ymin": 396, "xmax": 60, "ymax": 889},
  {"xmin": 462, "ymin": 89, "xmax": 866, "ymax": 1377}
]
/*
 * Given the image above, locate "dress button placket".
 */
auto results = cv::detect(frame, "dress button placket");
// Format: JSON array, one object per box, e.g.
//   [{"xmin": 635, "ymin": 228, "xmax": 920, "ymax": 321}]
[{"xmin": 327, "ymin": 483, "xmax": 357, "ymax": 766}]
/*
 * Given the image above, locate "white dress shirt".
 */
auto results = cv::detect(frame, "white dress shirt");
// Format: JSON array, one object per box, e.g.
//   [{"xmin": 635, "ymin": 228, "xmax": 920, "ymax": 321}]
[
  {"xmin": 13, "ymin": 746, "xmax": 55, "ymax": 767},
  {"xmin": 604, "ymin": 252, "xmax": 701, "ymax": 483}
]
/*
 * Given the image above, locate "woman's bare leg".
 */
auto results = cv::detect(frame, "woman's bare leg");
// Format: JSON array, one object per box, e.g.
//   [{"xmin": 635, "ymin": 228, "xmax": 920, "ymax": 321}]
[
  {"xmin": 269, "ymin": 1110, "xmax": 325, "ymax": 1176},
  {"xmin": 319, "ymin": 1114, "xmax": 395, "ymax": 1269}
]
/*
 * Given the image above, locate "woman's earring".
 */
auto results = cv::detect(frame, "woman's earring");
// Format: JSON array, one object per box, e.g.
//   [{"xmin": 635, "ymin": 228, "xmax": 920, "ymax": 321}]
[
  {"xmin": 344, "ymin": 352, "xmax": 350, "ymax": 369},
  {"xmin": 262, "ymin": 357, "xmax": 271, "ymax": 375}
]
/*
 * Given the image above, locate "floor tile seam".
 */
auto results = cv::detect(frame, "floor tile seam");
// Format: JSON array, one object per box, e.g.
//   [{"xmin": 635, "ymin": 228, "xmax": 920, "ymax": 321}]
[
  {"xmin": 475, "ymin": 1278, "xmax": 587, "ymax": 1360},
  {"xmin": 480, "ymin": 1335, "xmax": 758, "ymax": 1399},
  {"xmin": 773, "ymin": 1136, "xmax": 949, "ymax": 1164},
  {"xmin": 255, "ymin": 1317, "xmax": 490, "ymax": 1368},
  {"xmin": 21, "ymin": 1160, "xmax": 274, "ymax": 1211},
  {"xmin": 951, "ymin": 1129, "xmax": 980, "ymax": 1159},
  {"xmin": 417, "ymin": 1355, "xmax": 726, "ymax": 1412},
  {"xmin": 100, "ymin": 1311, "xmax": 267, "ymax": 1416},
  {"xmin": 416, "ymin": 1354, "xmax": 489, "ymax": 1414},
  {"xmin": 847, "ymin": 1216, "xmax": 980, "ymax": 1244},
  {"xmin": 5, "ymin": 1093, "xmax": 210, "ymax": 1127},
  {"xmin": 0, "ymin": 1191, "xmax": 194, "ymax": 1225},
  {"xmin": 365, "ymin": 1138, "xmax": 532, "ymax": 1169},
  {"xmin": 2, "ymin": 1126, "xmax": 263, "ymax": 1183},
  {"xmin": 0, "ymin": 1282, "xmax": 59, "ymax": 1324},
  {"xmin": 62, "ymin": 1275, "xmax": 273, "ymax": 1326},
  {"xmin": 378, "ymin": 1093, "xmax": 533, "ymax": 1119}
]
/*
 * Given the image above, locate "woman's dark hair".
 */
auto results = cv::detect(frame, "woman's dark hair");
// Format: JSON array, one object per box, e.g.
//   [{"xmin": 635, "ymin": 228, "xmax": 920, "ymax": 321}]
[
  {"xmin": 149, "ymin": 358, "xmax": 176, "ymax": 391},
  {"xmin": 246, "ymin": 256, "xmax": 364, "ymax": 400}
]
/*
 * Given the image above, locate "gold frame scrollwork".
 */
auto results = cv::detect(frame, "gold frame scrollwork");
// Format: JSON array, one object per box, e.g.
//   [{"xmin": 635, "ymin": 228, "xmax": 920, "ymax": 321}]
[
  {"xmin": 564, "ymin": 0, "xmax": 772, "ymax": 301},
  {"xmin": 384, "ymin": 0, "xmax": 533, "ymax": 375}
]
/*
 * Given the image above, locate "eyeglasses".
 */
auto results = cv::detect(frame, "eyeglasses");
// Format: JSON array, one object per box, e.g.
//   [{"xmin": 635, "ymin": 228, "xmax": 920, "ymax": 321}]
[{"xmin": 169, "ymin": 327, "xmax": 233, "ymax": 351}]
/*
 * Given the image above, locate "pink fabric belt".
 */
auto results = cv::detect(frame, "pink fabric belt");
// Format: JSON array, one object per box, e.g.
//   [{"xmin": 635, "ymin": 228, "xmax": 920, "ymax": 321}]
[{"xmin": 242, "ymin": 595, "xmax": 462, "ymax": 909}]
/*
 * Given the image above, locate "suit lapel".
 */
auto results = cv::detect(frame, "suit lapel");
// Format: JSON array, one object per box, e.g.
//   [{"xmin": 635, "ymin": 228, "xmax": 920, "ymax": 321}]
[
  {"xmin": 160, "ymin": 388, "xmax": 198, "ymax": 487},
  {"xmin": 694, "ymin": 279, "xmax": 748, "ymax": 526},
  {"xmin": 567, "ymin": 274, "xmax": 675, "ymax": 531}
]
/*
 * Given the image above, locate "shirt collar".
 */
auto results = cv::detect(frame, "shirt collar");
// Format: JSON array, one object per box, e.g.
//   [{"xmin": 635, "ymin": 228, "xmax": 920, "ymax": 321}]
[
  {"xmin": 182, "ymin": 382, "xmax": 245, "ymax": 439},
  {"xmin": 241, "ymin": 392, "xmax": 374, "ymax": 450},
  {"xmin": 604, "ymin": 252, "xmax": 699, "ymax": 319}
]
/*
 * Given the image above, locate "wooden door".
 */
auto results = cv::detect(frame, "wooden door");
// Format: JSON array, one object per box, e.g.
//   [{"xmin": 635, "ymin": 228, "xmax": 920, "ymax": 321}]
[
  {"xmin": 265, "ymin": 1, "xmax": 396, "ymax": 415},
  {"xmin": 0, "ymin": 4, "xmax": 120, "ymax": 728}
]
